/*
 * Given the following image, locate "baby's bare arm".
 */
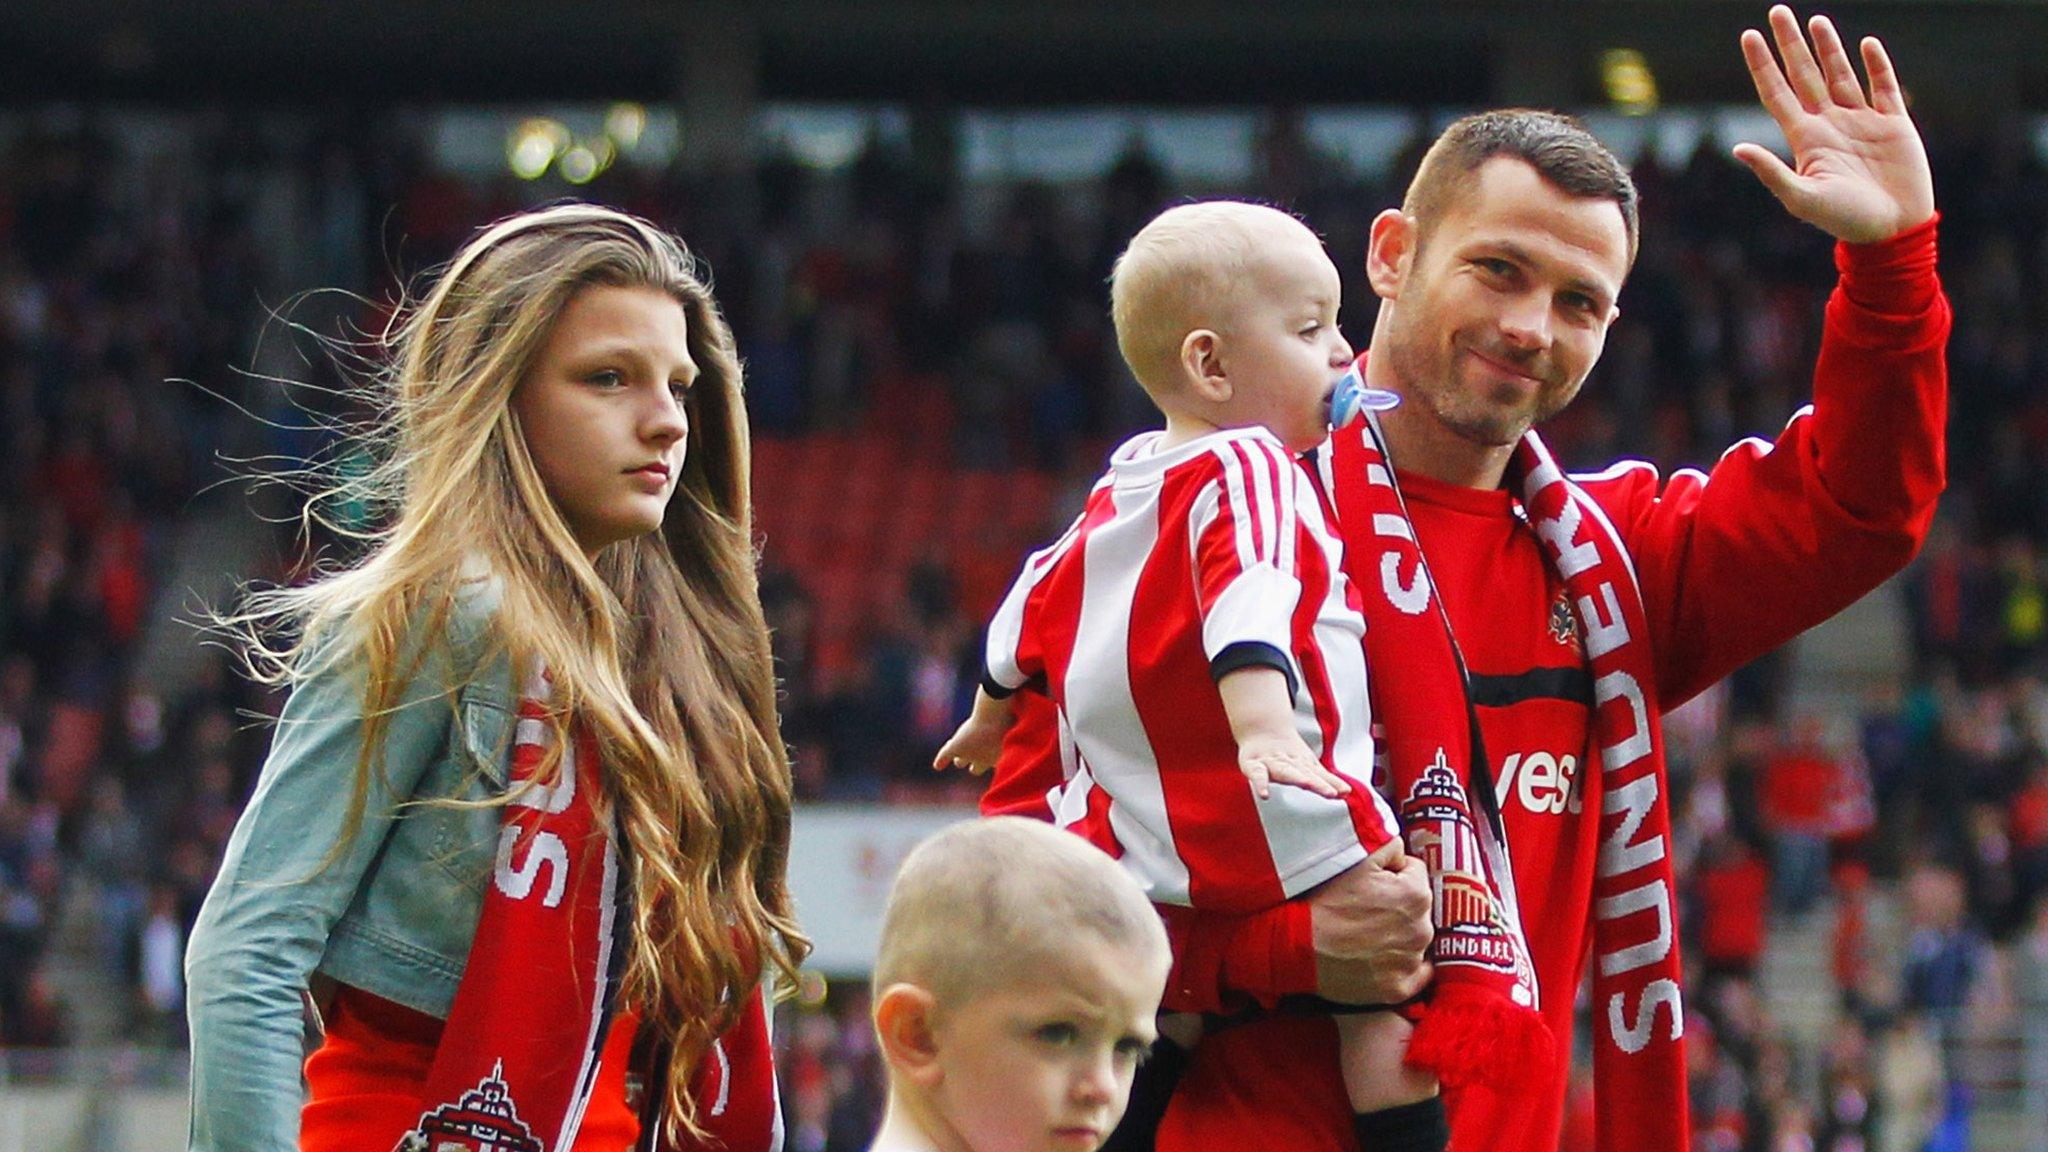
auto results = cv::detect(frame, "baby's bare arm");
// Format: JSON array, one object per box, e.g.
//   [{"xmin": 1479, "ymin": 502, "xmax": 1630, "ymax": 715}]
[{"xmin": 1217, "ymin": 665, "xmax": 1352, "ymax": 800}]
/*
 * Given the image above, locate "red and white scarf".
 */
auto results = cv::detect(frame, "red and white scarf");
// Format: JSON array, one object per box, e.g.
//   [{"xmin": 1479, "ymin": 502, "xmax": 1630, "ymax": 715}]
[
  {"xmin": 398, "ymin": 672, "xmax": 782, "ymax": 1152},
  {"xmin": 1325, "ymin": 417, "xmax": 1686, "ymax": 1152}
]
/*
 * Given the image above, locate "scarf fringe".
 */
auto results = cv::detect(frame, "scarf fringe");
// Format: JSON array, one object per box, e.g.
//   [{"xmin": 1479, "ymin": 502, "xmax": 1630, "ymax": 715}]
[{"xmin": 1406, "ymin": 982, "xmax": 1556, "ymax": 1094}]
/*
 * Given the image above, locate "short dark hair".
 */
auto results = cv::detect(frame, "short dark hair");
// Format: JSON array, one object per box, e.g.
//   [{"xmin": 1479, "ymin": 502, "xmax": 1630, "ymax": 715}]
[{"xmin": 1404, "ymin": 109, "xmax": 1639, "ymax": 265}]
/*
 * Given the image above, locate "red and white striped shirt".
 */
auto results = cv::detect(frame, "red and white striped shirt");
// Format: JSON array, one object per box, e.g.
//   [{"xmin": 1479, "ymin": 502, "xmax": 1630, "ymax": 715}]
[{"xmin": 984, "ymin": 428, "xmax": 1397, "ymax": 915}]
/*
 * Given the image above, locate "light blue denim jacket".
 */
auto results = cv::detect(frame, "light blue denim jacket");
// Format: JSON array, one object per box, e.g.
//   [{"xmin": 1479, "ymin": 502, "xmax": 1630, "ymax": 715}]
[{"xmin": 185, "ymin": 590, "xmax": 517, "ymax": 1152}]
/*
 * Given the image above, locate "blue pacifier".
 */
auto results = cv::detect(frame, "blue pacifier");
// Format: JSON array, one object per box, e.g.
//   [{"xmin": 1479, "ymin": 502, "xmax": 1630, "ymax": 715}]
[{"xmin": 1327, "ymin": 362, "xmax": 1400, "ymax": 428}]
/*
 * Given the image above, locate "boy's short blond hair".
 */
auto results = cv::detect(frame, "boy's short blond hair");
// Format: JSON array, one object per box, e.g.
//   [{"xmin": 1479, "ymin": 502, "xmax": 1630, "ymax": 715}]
[
  {"xmin": 1109, "ymin": 200, "xmax": 1318, "ymax": 397},
  {"xmin": 871, "ymin": 816, "xmax": 1168, "ymax": 1008}
]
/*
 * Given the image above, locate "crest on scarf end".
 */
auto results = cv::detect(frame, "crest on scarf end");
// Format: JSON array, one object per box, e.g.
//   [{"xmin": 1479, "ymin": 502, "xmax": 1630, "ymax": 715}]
[
  {"xmin": 1402, "ymin": 751, "xmax": 1527, "ymax": 978},
  {"xmin": 396, "ymin": 1060, "xmax": 546, "ymax": 1152}
]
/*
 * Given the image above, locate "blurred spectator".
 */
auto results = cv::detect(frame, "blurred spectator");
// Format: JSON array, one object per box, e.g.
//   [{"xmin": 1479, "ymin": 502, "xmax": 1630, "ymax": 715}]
[
  {"xmin": 1696, "ymin": 831, "xmax": 1771, "ymax": 983},
  {"xmin": 1901, "ymin": 863, "xmax": 1988, "ymax": 1041},
  {"xmin": 1761, "ymin": 717, "xmax": 1843, "ymax": 918}
]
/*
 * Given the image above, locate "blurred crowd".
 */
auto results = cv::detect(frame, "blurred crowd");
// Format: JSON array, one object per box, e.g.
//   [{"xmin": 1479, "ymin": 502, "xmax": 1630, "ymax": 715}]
[{"xmin": 3, "ymin": 104, "xmax": 2047, "ymax": 1150}]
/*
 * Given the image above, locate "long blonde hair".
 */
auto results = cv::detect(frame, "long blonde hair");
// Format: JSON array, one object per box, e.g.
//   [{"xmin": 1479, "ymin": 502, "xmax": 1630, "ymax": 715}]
[{"xmin": 234, "ymin": 202, "xmax": 805, "ymax": 1135}]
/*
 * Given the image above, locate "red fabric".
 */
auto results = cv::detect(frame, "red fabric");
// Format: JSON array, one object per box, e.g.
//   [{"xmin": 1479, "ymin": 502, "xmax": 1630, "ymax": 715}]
[
  {"xmin": 1319, "ymin": 413, "xmax": 1549, "ymax": 1102},
  {"xmin": 302, "ymin": 988, "xmax": 641, "ymax": 1152},
  {"xmin": 991, "ymin": 220, "xmax": 1949, "ymax": 1152},
  {"xmin": 2012, "ymin": 782, "xmax": 2048, "ymax": 850},
  {"xmin": 981, "ymin": 428, "xmax": 1395, "ymax": 914},
  {"xmin": 1697, "ymin": 857, "xmax": 1770, "ymax": 968},
  {"xmin": 674, "ymin": 987, "xmax": 783, "ymax": 1152},
  {"xmin": 1761, "ymin": 751, "xmax": 1835, "ymax": 832},
  {"xmin": 407, "ymin": 695, "xmax": 624, "ymax": 1152}
]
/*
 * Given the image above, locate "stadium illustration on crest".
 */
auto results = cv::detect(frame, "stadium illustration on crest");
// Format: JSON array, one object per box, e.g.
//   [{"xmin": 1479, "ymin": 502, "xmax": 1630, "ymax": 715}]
[
  {"xmin": 1402, "ymin": 752, "xmax": 1520, "ymax": 974},
  {"xmin": 397, "ymin": 1061, "xmax": 545, "ymax": 1152}
]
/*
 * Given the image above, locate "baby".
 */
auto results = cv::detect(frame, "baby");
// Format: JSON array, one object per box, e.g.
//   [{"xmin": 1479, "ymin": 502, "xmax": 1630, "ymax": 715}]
[{"xmin": 936, "ymin": 202, "xmax": 1442, "ymax": 1151}]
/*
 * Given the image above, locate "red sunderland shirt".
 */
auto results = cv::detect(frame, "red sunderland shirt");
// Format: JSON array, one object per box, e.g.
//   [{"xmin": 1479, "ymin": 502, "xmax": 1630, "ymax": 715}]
[{"xmin": 984, "ymin": 220, "xmax": 1949, "ymax": 1152}]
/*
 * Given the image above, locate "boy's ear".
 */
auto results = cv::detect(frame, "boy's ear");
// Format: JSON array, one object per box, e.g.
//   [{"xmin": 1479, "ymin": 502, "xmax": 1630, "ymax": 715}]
[
  {"xmin": 1365, "ymin": 209, "xmax": 1417, "ymax": 301},
  {"xmin": 1179, "ymin": 330, "xmax": 1232, "ymax": 403},
  {"xmin": 875, "ymin": 983, "xmax": 945, "ymax": 1086}
]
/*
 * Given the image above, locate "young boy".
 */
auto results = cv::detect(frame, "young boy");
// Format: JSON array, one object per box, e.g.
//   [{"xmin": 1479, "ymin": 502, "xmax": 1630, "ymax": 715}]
[
  {"xmin": 868, "ymin": 816, "xmax": 1173, "ymax": 1152},
  {"xmin": 934, "ymin": 201, "xmax": 1444, "ymax": 1151}
]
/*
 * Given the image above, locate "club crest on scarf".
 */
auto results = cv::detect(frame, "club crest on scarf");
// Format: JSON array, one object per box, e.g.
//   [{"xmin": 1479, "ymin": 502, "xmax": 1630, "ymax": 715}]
[
  {"xmin": 1401, "ymin": 750, "xmax": 1536, "ymax": 1002},
  {"xmin": 396, "ymin": 1061, "xmax": 544, "ymax": 1152}
]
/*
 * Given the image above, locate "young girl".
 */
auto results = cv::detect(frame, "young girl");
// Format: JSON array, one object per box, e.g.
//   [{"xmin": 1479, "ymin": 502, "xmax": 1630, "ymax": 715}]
[{"xmin": 186, "ymin": 203, "xmax": 806, "ymax": 1152}]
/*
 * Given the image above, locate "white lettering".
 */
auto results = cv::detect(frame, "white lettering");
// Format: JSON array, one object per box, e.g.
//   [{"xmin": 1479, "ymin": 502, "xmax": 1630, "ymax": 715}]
[
  {"xmin": 1594, "ymin": 879, "xmax": 1673, "ymax": 976},
  {"xmin": 1534, "ymin": 495, "xmax": 1601, "ymax": 578},
  {"xmin": 510, "ymin": 717, "xmax": 578, "ymax": 814},
  {"xmin": 1518, "ymin": 752, "xmax": 1559, "ymax": 815},
  {"xmin": 1607, "ymin": 978, "xmax": 1684, "ymax": 1054},
  {"xmin": 494, "ymin": 826, "xmax": 569, "ymax": 907},
  {"xmin": 1594, "ymin": 670, "xmax": 1652, "ymax": 771},
  {"xmin": 708, "ymin": 1038, "xmax": 732, "ymax": 1115},
  {"xmin": 1495, "ymin": 753, "xmax": 1521, "ymax": 806},
  {"xmin": 1381, "ymin": 552, "xmax": 1431, "ymax": 615},
  {"xmin": 1576, "ymin": 582, "xmax": 1630, "ymax": 660},
  {"xmin": 1497, "ymin": 752, "xmax": 1582, "ymax": 816},
  {"xmin": 1598, "ymin": 774, "xmax": 1665, "ymax": 878}
]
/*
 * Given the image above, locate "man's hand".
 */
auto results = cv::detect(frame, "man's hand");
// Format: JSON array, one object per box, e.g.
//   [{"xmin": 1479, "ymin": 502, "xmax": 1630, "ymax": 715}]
[
  {"xmin": 1307, "ymin": 839, "xmax": 1434, "ymax": 1005},
  {"xmin": 1734, "ymin": 5, "xmax": 1935, "ymax": 244}
]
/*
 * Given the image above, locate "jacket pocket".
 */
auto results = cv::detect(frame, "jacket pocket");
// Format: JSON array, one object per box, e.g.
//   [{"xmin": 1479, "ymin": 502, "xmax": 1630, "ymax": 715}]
[
  {"xmin": 454, "ymin": 690, "xmax": 513, "ymax": 790},
  {"xmin": 415, "ymin": 689, "xmax": 514, "ymax": 890}
]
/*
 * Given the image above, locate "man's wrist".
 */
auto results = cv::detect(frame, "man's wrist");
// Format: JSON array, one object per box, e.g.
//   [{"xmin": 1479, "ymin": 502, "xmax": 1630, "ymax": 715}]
[{"xmin": 1836, "ymin": 214, "xmax": 1940, "ymax": 316}]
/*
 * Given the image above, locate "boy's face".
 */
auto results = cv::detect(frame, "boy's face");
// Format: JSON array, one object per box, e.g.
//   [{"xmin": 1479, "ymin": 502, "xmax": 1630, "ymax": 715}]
[
  {"xmin": 1216, "ymin": 228, "xmax": 1353, "ymax": 453},
  {"xmin": 928, "ymin": 938, "xmax": 1165, "ymax": 1152}
]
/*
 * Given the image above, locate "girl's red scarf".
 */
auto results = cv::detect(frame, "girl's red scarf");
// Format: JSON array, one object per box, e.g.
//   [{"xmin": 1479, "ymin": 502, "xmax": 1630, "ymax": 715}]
[
  {"xmin": 1325, "ymin": 416, "xmax": 1686, "ymax": 1152},
  {"xmin": 396, "ymin": 675, "xmax": 782, "ymax": 1152}
]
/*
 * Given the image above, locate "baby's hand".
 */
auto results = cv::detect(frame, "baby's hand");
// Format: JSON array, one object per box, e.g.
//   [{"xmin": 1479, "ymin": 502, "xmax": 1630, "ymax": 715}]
[
  {"xmin": 1238, "ymin": 733, "xmax": 1353, "ymax": 800},
  {"xmin": 934, "ymin": 719, "xmax": 1005, "ymax": 776}
]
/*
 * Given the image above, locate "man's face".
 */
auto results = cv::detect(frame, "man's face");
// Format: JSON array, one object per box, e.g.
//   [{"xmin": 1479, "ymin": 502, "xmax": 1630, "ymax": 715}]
[{"xmin": 1369, "ymin": 156, "xmax": 1631, "ymax": 449}]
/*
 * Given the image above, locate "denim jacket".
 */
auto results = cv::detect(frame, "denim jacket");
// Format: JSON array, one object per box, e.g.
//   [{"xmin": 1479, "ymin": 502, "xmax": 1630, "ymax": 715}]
[{"xmin": 185, "ymin": 589, "xmax": 517, "ymax": 1152}]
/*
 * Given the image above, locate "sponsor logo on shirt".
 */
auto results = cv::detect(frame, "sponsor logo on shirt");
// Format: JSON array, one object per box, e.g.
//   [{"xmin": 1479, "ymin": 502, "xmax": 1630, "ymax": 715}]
[{"xmin": 1495, "ymin": 750, "xmax": 1584, "ymax": 817}]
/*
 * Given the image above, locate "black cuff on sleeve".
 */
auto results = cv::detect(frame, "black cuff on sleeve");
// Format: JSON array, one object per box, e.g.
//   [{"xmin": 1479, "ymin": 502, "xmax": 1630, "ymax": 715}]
[
  {"xmin": 1209, "ymin": 641, "xmax": 1298, "ymax": 700},
  {"xmin": 981, "ymin": 668, "xmax": 1019, "ymax": 700}
]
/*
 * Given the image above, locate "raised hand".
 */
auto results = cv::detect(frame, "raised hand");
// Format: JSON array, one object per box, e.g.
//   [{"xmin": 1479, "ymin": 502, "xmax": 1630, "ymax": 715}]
[{"xmin": 1733, "ymin": 5, "xmax": 1935, "ymax": 243}]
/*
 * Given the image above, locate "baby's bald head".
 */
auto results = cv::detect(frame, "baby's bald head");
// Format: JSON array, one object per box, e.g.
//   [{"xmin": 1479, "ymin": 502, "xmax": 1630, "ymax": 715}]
[{"xmin": 1110, "ymin": 201, "xmax": 1328, "ymax": 400}]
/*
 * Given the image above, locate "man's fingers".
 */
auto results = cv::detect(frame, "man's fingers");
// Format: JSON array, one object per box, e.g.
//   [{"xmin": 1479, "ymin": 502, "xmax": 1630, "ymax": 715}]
[
  {"xmin": 1740, "ymin": 27, "xmax": 1803, "ymax": 125},
  {"xmin": 1768, "ymin": 4, "xmax": 1829, "ymax": 112},
  {"xmin": 1807, "ymin": 14, "xmax": 1868, "ymax": 109},
  {"xmin": 1391, "ymin": 960, "xmax": 1435, "ymax": 1003},
  {"xmin": 1862, "ymin": 36, "xmax": 1907, "ymax": 116},
  {"xmin": 1365, "ymin": 837, "xmax": 1406, "ymax": 868},
  {"xmin": 1732, "ymin": 142, "xmax": 1805, "ymax": 207}
]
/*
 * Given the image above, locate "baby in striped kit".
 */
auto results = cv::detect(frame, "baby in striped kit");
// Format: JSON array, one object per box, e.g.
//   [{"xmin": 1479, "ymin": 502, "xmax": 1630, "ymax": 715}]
[{"xmin": 936, "ymin": 202, "xmax": 1444, "ymax": 1152}]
